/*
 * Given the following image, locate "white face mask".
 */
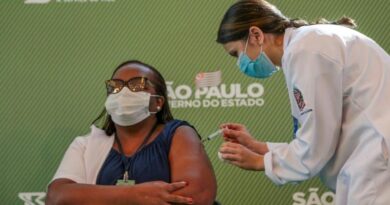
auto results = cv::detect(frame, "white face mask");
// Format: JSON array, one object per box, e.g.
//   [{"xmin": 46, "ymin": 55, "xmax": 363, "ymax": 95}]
[{"xmin": 105, "ymin": 88, "xmax": 160, "ymax": 126}]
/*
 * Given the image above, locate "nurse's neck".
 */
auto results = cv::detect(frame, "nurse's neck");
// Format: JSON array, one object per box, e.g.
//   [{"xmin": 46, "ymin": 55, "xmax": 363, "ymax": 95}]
[{"xmin": 267, "ymin": 33, "xmax": 285, "ymax": 67}]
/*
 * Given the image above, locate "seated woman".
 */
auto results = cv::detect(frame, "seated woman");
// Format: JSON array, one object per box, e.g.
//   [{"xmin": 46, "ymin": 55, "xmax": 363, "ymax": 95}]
[{"xmin": 46, "ymin": 60, "xmax": 217, "ymax": 205}]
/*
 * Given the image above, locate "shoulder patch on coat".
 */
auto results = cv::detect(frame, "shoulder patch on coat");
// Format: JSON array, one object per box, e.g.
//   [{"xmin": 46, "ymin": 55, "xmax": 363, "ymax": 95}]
[{"xmin": 293, "ymin": 87, "xmax": 306, "ymax": 111}]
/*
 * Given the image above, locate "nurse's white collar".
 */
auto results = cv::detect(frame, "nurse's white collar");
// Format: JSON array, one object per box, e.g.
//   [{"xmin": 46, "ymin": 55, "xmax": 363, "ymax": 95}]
[
  {"xmin": 283, "ymin": 27, "xmax": 295, "ymax": 50},
  {"xmin": 280, "ymin": 27, "xmax": 296, "ymax": 69}
]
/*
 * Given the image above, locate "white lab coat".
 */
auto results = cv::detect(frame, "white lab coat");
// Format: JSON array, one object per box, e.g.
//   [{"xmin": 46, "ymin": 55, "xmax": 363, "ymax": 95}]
[
  {"xmin": 264, "ymin": 25, "xmax": 390, "ymax": 205},
  {"xmin": 52, "ymin": 125, "xmax": 114, "ymax": 184}
]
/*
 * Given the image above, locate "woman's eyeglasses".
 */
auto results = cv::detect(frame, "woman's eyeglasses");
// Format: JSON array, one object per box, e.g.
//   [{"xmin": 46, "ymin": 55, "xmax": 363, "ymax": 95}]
[{"xmin": 105, "ymin": 77, "xmax": 155, "ymax": 94}]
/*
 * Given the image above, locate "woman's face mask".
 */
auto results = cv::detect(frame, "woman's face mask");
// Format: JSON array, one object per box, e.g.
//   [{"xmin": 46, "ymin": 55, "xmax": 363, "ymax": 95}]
[
  {"xmin": 105, "ymin": 88, "xmax": 160, "ymax": 126},
  {"xmin": 104, "ymin": 77, "xmax": 161, "ymax": 126},
  {"xmin": 237, "ymin": 37, "xmax": 279, "ymax": 78}
]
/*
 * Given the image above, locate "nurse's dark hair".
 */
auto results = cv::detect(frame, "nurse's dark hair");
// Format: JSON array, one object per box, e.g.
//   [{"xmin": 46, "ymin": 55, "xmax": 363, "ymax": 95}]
[
  {"xmin": 92, "ymin": 60, "xmax": 174, "ymax": 136},
  {"xmin": 217, "ymin": 0, "xmax": 357, "ymax": 44}
]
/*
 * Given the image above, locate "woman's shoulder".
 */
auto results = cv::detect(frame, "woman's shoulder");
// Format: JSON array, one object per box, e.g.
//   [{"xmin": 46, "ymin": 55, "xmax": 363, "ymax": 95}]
[
  {"xmin": 165, "ymin": 119, "xmax": 192, "ymax": 127},
  {"xmin": 163, "ymin": 119, "xmax": 198, "ymax": 135},
  {"xmin": 160, "ymin": 119, "xmax": 199, "ymax": 144}
]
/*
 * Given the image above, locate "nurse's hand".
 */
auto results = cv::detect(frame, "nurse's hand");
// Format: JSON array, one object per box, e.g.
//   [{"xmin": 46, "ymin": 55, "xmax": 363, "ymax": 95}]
[
  {"xmin": 220, "ymin": 123, "xmax": 269, "ymax": 155},
  {"xmin": 219, "ymin": 142, "xmax": 264, "ymax": 171}
]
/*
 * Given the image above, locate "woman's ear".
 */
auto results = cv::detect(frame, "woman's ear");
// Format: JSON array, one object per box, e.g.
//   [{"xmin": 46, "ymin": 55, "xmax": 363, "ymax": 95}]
[
  {"xmin": 248, "ymin": 26, "xmax": 264, "ymax": 46},
  {"xmin": 150, "ymin": 96, "xmax": 165, "ymax": 113},
  {"xmin": 156, "ymin": 96, "xmax": 165, "ymax": 112}
]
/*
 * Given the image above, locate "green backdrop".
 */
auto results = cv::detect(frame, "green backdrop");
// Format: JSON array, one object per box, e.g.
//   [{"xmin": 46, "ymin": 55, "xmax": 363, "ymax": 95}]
[{"xmin": 1, "ymin": 0, "xmax": 389, "ymax": 204}]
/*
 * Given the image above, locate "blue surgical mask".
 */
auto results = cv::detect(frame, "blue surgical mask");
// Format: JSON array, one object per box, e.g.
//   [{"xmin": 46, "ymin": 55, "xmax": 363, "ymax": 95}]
[{"xmin": 237, "ymin": 37, "xmax": 278, "ymax": 78}]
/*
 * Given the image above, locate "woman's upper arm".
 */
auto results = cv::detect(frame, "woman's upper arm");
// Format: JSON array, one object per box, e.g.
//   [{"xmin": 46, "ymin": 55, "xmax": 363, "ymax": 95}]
[{"xmin": 169, "ymin": 125, "xmax": 217, "ymax": 205}]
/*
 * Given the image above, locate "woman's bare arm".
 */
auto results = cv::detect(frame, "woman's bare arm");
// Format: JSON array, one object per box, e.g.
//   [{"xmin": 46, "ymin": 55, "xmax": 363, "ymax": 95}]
[{"xmin": 169, "ymin": 126, "xmax": 217, "ymax": 205}]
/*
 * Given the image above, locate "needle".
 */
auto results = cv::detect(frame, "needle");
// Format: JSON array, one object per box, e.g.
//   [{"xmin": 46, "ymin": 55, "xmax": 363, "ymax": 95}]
[{"xmin": 202, "ymin": 129, "xmax": 223, "ymax": 143}]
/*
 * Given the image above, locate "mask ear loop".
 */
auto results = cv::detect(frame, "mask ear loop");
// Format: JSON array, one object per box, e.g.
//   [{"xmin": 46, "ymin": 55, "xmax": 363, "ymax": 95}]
[
  {"xmin": 244, "ymin": 36, "xmax": 249, "ymax": 54},
  {"xmin": 258, "ymin": 41, "xmax": 281, "ymax": 71},
  {"xmin": 237, "ymin": 36, "xmax": 250, "ymax": 66},
  {"xmin": 259, "ymin": 42, "xmax": 263, "ymax": 55},
  {"xmin": 244, "ymin": 34, "xmax": 264, "ymax": 59}
]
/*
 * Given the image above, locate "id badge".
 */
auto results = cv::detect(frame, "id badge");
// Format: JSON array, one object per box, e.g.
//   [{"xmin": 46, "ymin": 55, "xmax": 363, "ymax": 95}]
[{"xmin": 116, "ymin": 179, "xmax": 135, "ymax": 186}]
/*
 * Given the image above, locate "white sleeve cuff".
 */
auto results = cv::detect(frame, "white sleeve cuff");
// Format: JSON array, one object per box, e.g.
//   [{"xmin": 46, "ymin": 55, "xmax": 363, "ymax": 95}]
[
  {"xmin": 266, "ymin": 142, "xmax": 288, "ymax": 151},
  {"xmin": 264, "ymin": 151, "xmax": 284, "ymax": 186},
  {"xmin": 264, "ymin": 142, "xmax": 291, "ymax": 186}
]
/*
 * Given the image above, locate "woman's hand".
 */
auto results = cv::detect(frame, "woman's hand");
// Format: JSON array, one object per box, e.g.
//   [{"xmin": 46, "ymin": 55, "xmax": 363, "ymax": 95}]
[
  {"xmin": 219, "ymin": 142, "xmax": 264, "ymax": 171},
  {"xmin": 133, "ymin": 181, "xmax": 193, "ymax": 205},
  {"xmin": 220, "ymin": 123, "xmax": 269, "ymax": 155},
  {"xmin": 46, "ymin": 179, "xmax": 193, "ymax": 205}
]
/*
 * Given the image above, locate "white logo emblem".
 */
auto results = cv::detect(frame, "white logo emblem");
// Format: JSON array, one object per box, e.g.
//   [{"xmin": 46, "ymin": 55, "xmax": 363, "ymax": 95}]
[
  {"xmin": 292, "ymin": 188, "xmax": 335, "ymax": 205},
  {"xmin": 24, "ymin": 0, "xmax": 50, "ymax": 4},
  {"xmin": 18, "ymin": 192, "xmax": 46, "ymax": 205}
]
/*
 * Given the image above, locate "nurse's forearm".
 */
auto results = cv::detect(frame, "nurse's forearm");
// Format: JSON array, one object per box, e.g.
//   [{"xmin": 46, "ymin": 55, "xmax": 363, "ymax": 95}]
[{"xmin": 248, "ymin": 141, "xmax": 269, "ymax": 155}]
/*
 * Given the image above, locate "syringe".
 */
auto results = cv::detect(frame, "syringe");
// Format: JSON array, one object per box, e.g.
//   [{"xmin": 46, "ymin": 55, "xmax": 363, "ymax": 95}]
[{"xmin": 202, "ymin": 129, "xmax": 223, "ymax": 143}]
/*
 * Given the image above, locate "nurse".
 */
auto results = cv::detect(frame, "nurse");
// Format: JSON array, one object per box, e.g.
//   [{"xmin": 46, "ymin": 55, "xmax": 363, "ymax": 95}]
[{"xmin": 216, "ymin": 0, "xmax": 390, "ymax": 204}]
